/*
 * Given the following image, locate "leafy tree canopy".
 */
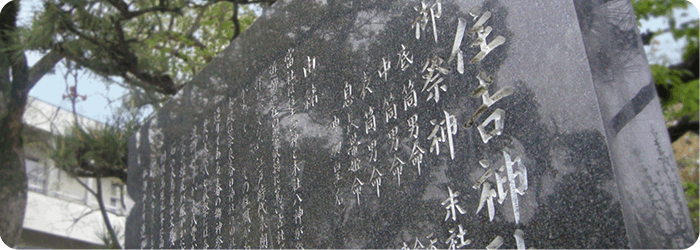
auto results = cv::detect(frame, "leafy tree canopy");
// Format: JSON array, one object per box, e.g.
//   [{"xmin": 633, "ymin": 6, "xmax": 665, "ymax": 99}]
[
  {"xmin": 632, "ymin": 0, "xmax": 699, "ymax": 141},
  {"xmin": 18, "ymin": 0, "xmax": 265, "ymax": 111}
]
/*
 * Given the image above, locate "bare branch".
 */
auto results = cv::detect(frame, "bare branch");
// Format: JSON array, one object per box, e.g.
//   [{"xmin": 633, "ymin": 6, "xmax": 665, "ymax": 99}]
[
  {"xmin": 69, "ymin": 208, "xmax": 98, "ymax": 227},
  {"xmin": 66, "ymin": 207, "xmax": 99, "ymax": 234},
  {"xmin": 95, "ymin": 177, "xmax": 121, "ymax": 248},
  {"xmin": 75, "ymin": 177, "xmax": 98, "ymax": 196}
]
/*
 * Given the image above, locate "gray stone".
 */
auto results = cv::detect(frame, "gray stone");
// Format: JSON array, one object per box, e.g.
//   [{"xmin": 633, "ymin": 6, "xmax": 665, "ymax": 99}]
[{"xmin": 126, "ymin": 0, "xmax": 696, "ymax": 248}]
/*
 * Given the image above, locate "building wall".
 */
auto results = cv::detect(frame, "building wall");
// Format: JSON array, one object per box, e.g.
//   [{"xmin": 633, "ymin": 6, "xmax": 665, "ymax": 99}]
[{"xmin": 19, "ymin": 97, "xmax": 129, "ymax": 248}]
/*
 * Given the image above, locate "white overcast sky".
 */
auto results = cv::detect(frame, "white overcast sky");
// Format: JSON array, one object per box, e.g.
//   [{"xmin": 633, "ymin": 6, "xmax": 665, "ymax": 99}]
[{"xmin": 9, "ymin": 0, "xmax": 700, "ymax": 123}]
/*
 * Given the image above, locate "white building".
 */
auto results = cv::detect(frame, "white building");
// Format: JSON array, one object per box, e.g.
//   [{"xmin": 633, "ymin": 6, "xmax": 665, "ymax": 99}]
[{"xmin": 17, "ymin": 97, "xmax": 129, "ymax": 249}]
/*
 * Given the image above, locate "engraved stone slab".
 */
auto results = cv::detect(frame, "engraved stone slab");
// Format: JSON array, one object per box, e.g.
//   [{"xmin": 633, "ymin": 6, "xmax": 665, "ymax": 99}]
[{"xmin": 126, "ymin": 0, "xmax": 696, "ymax": 248}]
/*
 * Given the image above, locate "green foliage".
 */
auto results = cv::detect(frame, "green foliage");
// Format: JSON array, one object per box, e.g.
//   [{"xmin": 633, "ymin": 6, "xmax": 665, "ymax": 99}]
[
  {"xmin": 128, "ymin": 1, "xmax": 258, "ymax": 85},
  {"xmin": 678, "ymin": 24, "xmax": 699, "ymax": 61},
  {"xmin": 650, "ymin": 64, "xmax": 692, "ymax": 91},
  {"xmin": 632, "ymin": 0, "xmax": 698, "ymax": 121},
  {"xmin": 50, "ymin": 117, "xmax": 138, "ymax": 180},
  {"xmin": 632, "ymin": 0, "xmax": 688, "ymax": 20},
  {"xmin": 650, "ymin": 65, "xmax": 698, "ymax": 119},
  {"xmin": 21, "ymin": 0, "xmax": 260, "ymax": 111},
  {"xmin": 673, "ymin": 79, "xmax": 699, "ymax": 119},
  {"xmin": 682, "ymin": 179, "xmax": 699, "ymax": 237}
]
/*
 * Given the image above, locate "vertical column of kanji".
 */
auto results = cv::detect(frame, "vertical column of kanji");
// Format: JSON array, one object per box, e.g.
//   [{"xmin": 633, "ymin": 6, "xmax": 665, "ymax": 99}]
[
  {"xmin": 225, "ymin": 97, "xmax": 238, "ymax": 249},
  {"xmin": 418, "ymin": 17, "xmax": 457, "ymax": 166},
  {"xmin": 213, "ymin": 107, "xmax": 224, "ymax": 249},
  {"xmin": 329, "ymin": 113, "xmax": 344, "ymax": 209},
  {"xmin": 407, "ymin": 2, "xmax": 466, "ymax": 248},
  {"xmin": 240, "ymin": 87, "xmax": 253, "ymax": 249},
  {"xmin": 437, "ymin": 7, "xmax": 494, "ymax": 250},
  {"xmin": 414, "ymin": 7, "xmax": 463, "ymax": 231},
  {"xmin": 440, "ymin": 6, "xmax": 527, "ymax": 249},
  {"xmin": 402, "ymin": 6, "xmax": 443, "ymax": 214},
  {"xmin": 345, "ymin": 56, "xmax": 386, "ymax": 208},
  {"xmin": 146, "ymin": 127, "xmax": 165, "ymax": 250},
  {"xmin": 343, "ymin": 78, "xmax": 363, "ymax": 207},
  {"xmin": 462, "ymin": 9, "xmax": 521, "ymax": 249},
  {"xmin": 149, "ymin": 152, "xmax": 161, "ymax": 249},
  {"xmin": 188, "ymin": 124, "xmax": 200, "ymax": 249},
  {"xmin": 270, "ymin": 93, "xmax": 282, "ymax": 249},
  {"xmin": 328, "ymin": 97, "xmax": 343, "ymax": 216},
  {"xmin": 139, "ymin": 156, "xmax": 149, "ymax": 249},
  {"xmin": 323, "ymin": 62, "xmax": 343, "ymax": 211},
  {"xmin": 254, "ymin": 82, "xmax": 266, "ymax": 250},
  {"xmin": 177, "ymin": 141, "xmax": 187, "ymax": 248},
  {"xmin": 289, "ymin": 58, "xmax": 302, "ymax": 249},
  {"xmin": 394, "ymin": 44, "xmax": 426, "ymax": 196},
  {"xmin": 201, "ymin": 118, "xmax": 212, "ymax": 249},
  {"xmin": 157, "ymin": 150, "xmax": 166, "ymax": 249},
  {"xmin": 270, "ymin": 48, "xmax": 295, "ymax": 249},
  {"xmin": 426, "ymin": 26, "xmax": 469, "ymax": 248},
  {"xmin": 167, "ymin": 145, "xmax": 178, "ymax": 248},
  {"xmin": 385, "ymin": 43, "xmax": 415, "ymax": 192},
  {"xmin": 254, "ymin": 65, "xmax": 275, "ymax": 250},
  {"xmin": 300, "ymin": 53, "xmax": 318, "ymax": 248},
  {"xmin": 368, "ymin": 59, "xmax": 385, "ymax": 201}
]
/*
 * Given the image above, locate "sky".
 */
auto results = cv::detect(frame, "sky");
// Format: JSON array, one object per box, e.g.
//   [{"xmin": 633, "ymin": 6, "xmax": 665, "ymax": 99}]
[
  {"xmin": 25, "ymin": 51, "xmax": 130, "ymax": 123},
  {"xmin": 640, "ymin": 2, "xmax": 700, "ymax": 65},
  {"xmin": 19, "ymin": 0, "xmax": 131, "ymax": 123},
  {"xmin": 12, "ymin": 0, "xmax": 700, "ymax": 124}
]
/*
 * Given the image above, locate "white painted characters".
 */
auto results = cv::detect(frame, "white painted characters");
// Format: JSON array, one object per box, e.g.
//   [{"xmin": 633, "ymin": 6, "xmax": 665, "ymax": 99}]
[
  {"xmin": 441, "ymin": 187, "xmax": 467, "ymax": 221},
  {"xmin": 411, "ymin": 0, "xmax": 442, "ymax": 42}
]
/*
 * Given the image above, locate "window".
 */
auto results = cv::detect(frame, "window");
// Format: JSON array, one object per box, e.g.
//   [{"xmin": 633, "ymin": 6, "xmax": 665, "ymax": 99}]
[
  {"xmin": 110, "ymin": 182, "xmax": 120, "ymax": 197},
  {"xmin": 108, "ymin": 182, "xmax": 123, "ymax": 214},
  {"xmin": 25, "ymin": 159, "xmax": 46, "ymax": 193},
  {"xmin": 109, "ymin": 197, "xmax": 120, "ymax": 208}
]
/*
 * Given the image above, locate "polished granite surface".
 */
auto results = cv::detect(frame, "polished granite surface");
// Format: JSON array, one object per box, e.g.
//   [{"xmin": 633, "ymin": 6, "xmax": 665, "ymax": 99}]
[{"xmin": 126, "ymin": 0, "xmax": 695, "ymax": 248}]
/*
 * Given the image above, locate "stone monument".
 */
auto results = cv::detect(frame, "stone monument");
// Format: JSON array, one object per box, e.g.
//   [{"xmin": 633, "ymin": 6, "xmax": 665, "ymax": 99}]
[{"xmin": 126, "ymin": 0, "xmax": 696, "ymax": 248}]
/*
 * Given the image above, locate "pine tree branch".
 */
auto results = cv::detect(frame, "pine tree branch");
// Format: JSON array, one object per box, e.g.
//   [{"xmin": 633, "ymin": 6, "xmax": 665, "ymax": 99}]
[
  {"xmin": 27, "ymin": 50, "xmax": 64, "ymax": 90},
  {"xmin": 106, "ymin": 0, "xmax": 182, "ymax": 21}
]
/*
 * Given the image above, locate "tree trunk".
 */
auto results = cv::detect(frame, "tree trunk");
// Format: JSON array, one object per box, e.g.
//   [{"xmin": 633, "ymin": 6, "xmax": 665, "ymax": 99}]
[
  {"xmin": 95, "ymin": 177, "xmax": 121, "ymax": 249},
  {"xmin": 0, "ymin": 1, "xmax": 29, "ymax": 247},
  {"xmin": 0, "ymin": 57, "xmax": 29, "ymax": 249},
  {"xmin": 231, "ymin": 2, "xmax": 240, "ymax": 41}
]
